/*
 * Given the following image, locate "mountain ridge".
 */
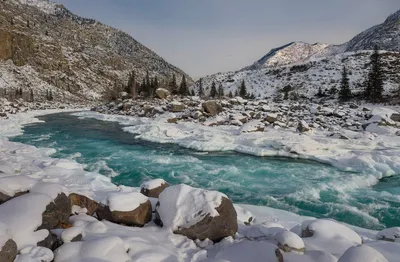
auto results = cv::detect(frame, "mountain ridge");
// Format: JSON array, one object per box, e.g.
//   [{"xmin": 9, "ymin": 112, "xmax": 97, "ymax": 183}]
[{"xmin": 0, "ymin": 0, "xmax": 192, "ymax": 102}]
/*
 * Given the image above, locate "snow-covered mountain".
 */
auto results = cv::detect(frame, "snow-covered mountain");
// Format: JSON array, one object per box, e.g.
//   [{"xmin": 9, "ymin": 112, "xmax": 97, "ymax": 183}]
[
  {"xmin": 194, "ymin": 9, "xmax": 400, "ymax": 101},
  {"xmin": 244, "ymin": 42, "xmax": 331, "ymax": 70},
  {"xmin": 343, "ymin": 9, "xmax": 400, "ymax": 52},
  {"xmin": 245, "ymin": 9, "xmax": 400, "ymax": 72},
  {"xmin": 0, "ymin": 0, "xmax": 192, "ymax": 102}
]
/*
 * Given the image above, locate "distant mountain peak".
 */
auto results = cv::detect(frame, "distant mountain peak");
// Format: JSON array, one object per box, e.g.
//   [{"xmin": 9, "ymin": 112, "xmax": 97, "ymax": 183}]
[{"xmin": 244, "ymin": 41, "xmax": 330, "ymax": 70}]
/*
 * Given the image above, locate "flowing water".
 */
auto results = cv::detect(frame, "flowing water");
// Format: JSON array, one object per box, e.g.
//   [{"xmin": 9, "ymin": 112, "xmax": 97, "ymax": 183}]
[{"xmin": 11, "ymin": 112, "xmax": 400, "ymax": 230}]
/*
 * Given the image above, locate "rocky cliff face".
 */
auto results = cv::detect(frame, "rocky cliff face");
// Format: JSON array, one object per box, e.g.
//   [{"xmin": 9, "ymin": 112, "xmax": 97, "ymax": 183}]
[{"xmin": 0, "ymin": 0, "xmax": 192, "ymax": 102}]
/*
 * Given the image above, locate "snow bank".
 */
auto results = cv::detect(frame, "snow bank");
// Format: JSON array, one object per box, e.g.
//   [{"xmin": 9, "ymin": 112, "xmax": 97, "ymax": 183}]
[
  {"xmin": 156, "ymin": 184, "xmax": 226, "ymax": 230},
  {"xmin": 0, "ymin": 176, "xmax": 37, "ymax": 196},
  {"xmin": 73, "ymin": 110, "xmax": 400, "ymax": 178}
]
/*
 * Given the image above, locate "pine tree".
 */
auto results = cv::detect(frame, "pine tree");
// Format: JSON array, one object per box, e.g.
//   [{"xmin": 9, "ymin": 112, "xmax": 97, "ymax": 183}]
[
  {"xmin": 365, "ymin": 45, "xmax": 384, "ymax": 103},
  {"xmin": 234, "ymin": 89, "xmax": 239, "ymax": 97},
  {"xmin": 198, "ymin": 78, "xmax": 204, "ymax": 97},
  {"xmin": 30, "ymin": 89, "xmax": 34, "ymax": 102},
  {"xmin": 127, "ymin": 71, "xmax": 138, "ymax": 99},
  {"xmin": 317, "ymin": 87, "xmax": 323, "ymax": 98},
  {"xmin": 210, "ymin": 82, "xmax": 217, "ymax": 98},
  {"xmin": 239, "ymin": 80, "xmax": 247, "ymax": 98},
  {"xmin": 228, "ymin": 91, "xmax": 233, "ymax": 98},
  {"xmin": 218, "ymin": 83, "xmax": 224, "ymax": 98},
  {"xmin": 179, "ymin": 75, "xmax": 188, "ymax": 96},
  {"xmin": 190, "ymin": 89, "xmax": 195, "ymax": 96},
  {"xmin": 169, "ymin": 74, "xmax": 178, "ymax": 95},
  {"xmin": 339, "ymin": 66, "xmax": 352, "ymax": 102}
]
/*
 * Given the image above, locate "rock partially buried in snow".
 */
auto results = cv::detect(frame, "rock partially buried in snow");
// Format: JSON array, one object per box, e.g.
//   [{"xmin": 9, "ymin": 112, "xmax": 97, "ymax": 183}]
[
  {"xmin": 301, "ymin": 219, "xmax": 361, "ymax": 257},
  {"xmin": 239, "ymin": 120, "xmax": 265, "ymax": 133},
  {"xmin": 283, "ymin": 250, "xmax": 338, "ymax": 262},
  {"xmin": 155, "ymin": 184, "xmax": 238, "ymax": 242},
  {"xmin": 0, "ymin": 239, "xmax": 17, "ymax": 262},
  {"xmin": 215, "ymin": 240, "xmax": 283, "ymax": 262},
  {"xmin": 0, "ymin": 176, "xmax": 37, "ymax": 204},
  {"xmin": 338, "ymin": 245, "xmax": 388, "ymax": 262},
  {"xmin": 69, "ymin": 193, "xmax": 99, "ymax": 215},
  {"xmin": 169, "ymin": 101, "xmax": 185, "ymax": 112},
  {"xmin": 376, "ymin": 227, "xmax": 400, "ymax": 242},
  {"xmin": 202, "ymin": 100, "xmax": 223, "ymax": 116},
  {"xmin": 97, "ymin": 192, "xmax": 152, "ymax": 227},
  {"xmin": 275, "ymin": 230, "xmax": 305, "ymax": 253},
  {"xmin": 140, "ymin": 179, "xmax": 169, "ymax": 198},
  {"xmin": 297, "ymin": 120, "xmax": 310, "ymax": 133},
  {"xmin": 155, "ymin": 88, "xmax": 170, "ymax": 99}
]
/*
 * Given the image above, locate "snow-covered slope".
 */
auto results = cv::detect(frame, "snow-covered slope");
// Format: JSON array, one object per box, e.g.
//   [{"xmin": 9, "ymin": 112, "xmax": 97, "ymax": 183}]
[
  {"xmin": 0, "ymin": 0, "xmax": 192, "ymax": 102},
  {"xmin": 199, "ymin": 9, "xmax": 400, "ymax": 101},
  {"xmin": 194, "ymin": 51, "xmax": 400, "ymax": 100},
  {"xmin": 244, "ymin": 42, "xmax": 330, "ymax": 70}
]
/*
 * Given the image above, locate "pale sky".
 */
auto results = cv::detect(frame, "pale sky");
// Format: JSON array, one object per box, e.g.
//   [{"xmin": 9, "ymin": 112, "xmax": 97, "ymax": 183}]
[{"xmin": 57, "ymin": 0, "xmax": 400, "ymax": 78}]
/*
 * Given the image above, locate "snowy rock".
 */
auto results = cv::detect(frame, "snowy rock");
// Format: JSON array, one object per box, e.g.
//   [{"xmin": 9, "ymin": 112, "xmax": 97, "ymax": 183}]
[
  {"xmin": 155, "ymin": 88, "xmax": 170, "ymax": 99},
  {"xmin": 265, "ymin": 113, "xmax": 278, "ymax": 123},
  {"xmin": 239, "ymin": 121, "xmax": 265, "ymax": 133},
  {"xmin": 15, "ymin": 246, "xmax": 54, "ymax": 262},
  {"xmin": 301, "ymin": 219, "xmax": 362, "ymax": 257},
  {"xmin": 140, "ymin": 179, "xmax": 169, "ymax": 198},
  {"xmin": 155, "ymin": 184, "xmax": 237, "ymax": 241},
  {"xmin": 338, "ymin": 245, "xmax": 388, "ymax": 262},
  {"xmin": 297, "ymin": 120, "xmax": 310, "ymax": 133},
  {"xmin": 390, "ymin": 113, "xmax": 400, "ymax": 122},
  {"xmin": 0, "ymin": 176, "xmax": 37, "ymax": 203},
  {"xmin": 202, "ymin": 100, "xmax": 223, "ymax": 116},
  {"xmin": 97, "ymin": 192, "xmax": 151, "ymax": 227},
  {"xmin": 69, "ymin": 193, "xmax": 99, "ymax": 215},
  {"xmin": 169, "ymin": 101, "xmax": 185, "ymax": 112},
  {"xmin": 0, "ymin": 239, "xmax": 17, "ymax": 262},
  {"xmin": 377, "ymin": 227, "xmax": 400, "ymax": 242},
  {"xmin": 214, "ymin": 240, "xmax": 283, "ymax": 262},
  {"xmin": 275, "ymin": 230, "xmax": 305, "ymax": 253}
]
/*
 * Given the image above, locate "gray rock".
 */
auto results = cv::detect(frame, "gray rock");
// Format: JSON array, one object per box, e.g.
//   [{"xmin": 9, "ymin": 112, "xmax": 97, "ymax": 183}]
[{"xmin": 0, "ymin": 239, "xmax": 17, "ymax": 262}]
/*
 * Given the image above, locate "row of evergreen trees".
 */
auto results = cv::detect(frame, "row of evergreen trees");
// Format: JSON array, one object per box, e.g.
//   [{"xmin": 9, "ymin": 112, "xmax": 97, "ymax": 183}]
[{"xmin": 197, "ymin": 78, "xmax": 254, "ymax": 99}]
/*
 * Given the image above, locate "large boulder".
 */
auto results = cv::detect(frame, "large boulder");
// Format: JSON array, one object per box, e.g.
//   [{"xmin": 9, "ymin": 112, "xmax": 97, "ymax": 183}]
[
  {"xmin": 97, "ymin": 192, "xmax": 152, "ymax": 227},
  {"xmin": 38, "ymin": 192, "xmax": 70, "ymax": 231},
  {"xmin": 69, "ymin": 193, "xmax": 99, "ymax": 215},
  {"xmin": 390, "ymin": 113, "xmax": 400, "ymax": 122},
  {"xmin": 0, "ymin": 239, "xmax": 17, "ymax": 262},
  {"xmin": 140, "ymin": 179, "xmax": 169, "ymax": 198},
  {"xmin": 155, "ymin": 184, "xmax": 237, "ymax": 242},
  {"xmin": 202, "ymin": 101, "xmax": 223, "ymax": 116},
  {"xmin": 155, "ymin": 88, "xmax": 170, "ymax": 99},
  {"xmin": 169, "ymin": 101, "xmax": 185, "ymax": 112}
]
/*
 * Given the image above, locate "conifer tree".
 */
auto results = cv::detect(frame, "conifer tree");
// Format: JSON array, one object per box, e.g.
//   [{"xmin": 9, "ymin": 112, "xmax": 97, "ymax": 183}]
[
  {"xmin": 365, "ymin": 45, "xmax": 384, "ymax": 103},
  {"xmin": 169, "ymin": 74, "xmax": 178, "ymax": 95},
  {"xmin": 234, "ymin": 89, "xmax": 239, "ymax": 97},
  {"xmin": 239, "ymin": 79, "xmax": 247, "ymax": 98},
  {"xmin": 218, "ymin": 83, "xmax": 224, "ymax": 98},
  {"xmin": 179, "ymin": 75, "xmax": 188, "ymax": 96},
  {"xmin": 210, "ymin": 81, "xmax": 217, "ymax": 98},
  {"xmin": 228, "ymin": 90, "xmax": 233, "ymax": 98},
  {"xmin": 30, "ymin": 89, "xmax": 34, "ymax": 102},
  {"xmin": 190, "ymin": 89, "xmax": 195, "ymax": 96},
  {"xmin": 317, "ymin": 86, "xmax": 323, "ymax": 98},
  {"xmin": 198, "ymin": 78, "xmax": 204, "ymax": 97},
  {"xmin": 339, "ymin": 66, "xmax": 352, "ymax": 102}
]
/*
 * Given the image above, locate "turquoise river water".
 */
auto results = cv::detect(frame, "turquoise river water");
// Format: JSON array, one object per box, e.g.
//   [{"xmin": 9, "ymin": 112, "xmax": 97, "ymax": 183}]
[{"xmin": 11, "ymin": 112, "xmax": 400, "ymax": 230}]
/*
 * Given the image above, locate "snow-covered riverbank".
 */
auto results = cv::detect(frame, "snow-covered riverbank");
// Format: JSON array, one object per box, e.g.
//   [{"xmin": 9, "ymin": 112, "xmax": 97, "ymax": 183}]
[{"xmin": 0, "ymin": 109, "xmax": 400, "ymax": 261}]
